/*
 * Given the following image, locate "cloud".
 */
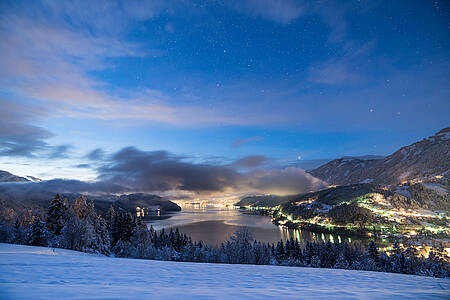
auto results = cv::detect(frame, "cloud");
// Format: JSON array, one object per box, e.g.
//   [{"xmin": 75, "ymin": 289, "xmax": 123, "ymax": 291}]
[
  {"xmin": 0, "ymin": 100, "xmax": 53, "ymax": 157},
  {"xmin": 246, "ymin": 167, "xmax": 326, "ymax": 195},
  {"xmin": 0, "ymin": 99, "xmax": 78, "ymax": 159},
  {"xmin": 75, "ymin": 164, "xmax": 91, "ymax": 169},
  {"xmin": 0, "ymin": 146, "xmax": 326, "ymax": 198},
  {"xmin": 36, "ymin": 0, "xmax": 171, "ymax": 35},
  {"xmin": 0, "ymin": 1, "xmax": 239, "ymax": 127},
  {"xmin": 233, "ymin": 155, "xmax": 268, "ymax": 168},
  {"xmin": 0, "ymin": 179, "xmax": 128, "ymax": 199},
  {"xmin": 0, "ymin": 0, "xmax": 278, "ymax": 128},
  {"xmin": 98, "ymin": 147, "xmax": 239, "ymax": 192},
  {"xmin": 96, "ymin": 147, "xmax": 326, "ymax": 195},
  {"xmin": 232, "ymin": 136, "xmax": 263, "ymax": 147},
  {"xmin": 312, "ymin": 1, "xmax": 348, "ymax": 43},
  {"xmin": 48, "ymin": 144, "xmax": 73, "ymax": 159},
  {"xmin": 308, "ymin": 41, "xmax": 375, "ymax": 85},
  {"xmin": 86, "ymin": 148, "xmax": 106, "ymax": 161},
  {"xmin": 230, "ymin": 0, "xmax": 305, "ymax": 24}
]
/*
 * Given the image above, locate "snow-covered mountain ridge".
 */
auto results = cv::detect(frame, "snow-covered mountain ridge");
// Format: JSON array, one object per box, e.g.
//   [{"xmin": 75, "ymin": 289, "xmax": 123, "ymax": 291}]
[
  {"xmin": 309, "ymin": 127, "xmax": 450, "ymax": 186},
  {"xmin": 0, "ymin": 170, "xmax": 41, "ymax": 183}
]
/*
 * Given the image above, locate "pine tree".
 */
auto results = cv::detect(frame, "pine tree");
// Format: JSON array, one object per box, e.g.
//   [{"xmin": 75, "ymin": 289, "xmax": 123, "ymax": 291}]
[
  {"xmin": 368, "ymin": 240, "xmax": 379, "ymax": 262},
  {"xmin": 334, "ymin": 252, "xmax": 349, "ymax": 269},
  {"xmin": 230, "ymin": 227, "xmax": 254, "ymax": 264},
  {"xmin": 46, "ymin": 194, "xmax": 67, "ymax": 235},
  {"xmin": 61, "ymin": 208, "xmax": 94, "ymax": 252},
  {"xmin": 275, "ymin": 240, "xmax": 286, "ymax": 263},
  {"xmin": 90, "ymin": 215, "xmax": 111, "ymax": 255},
  {"xmin": 310, "ymin": 254, "xmax": 321, "ymax": 268},
  {"xmin": 73, "ymin": 195, "xmax": 89, "ymax": 219},
  {"xmin": 12, "ymin": 219, "xmax": 25, "ymax": 244},
  {"xmin": 105, "ymin": 205, "xmax": 115, "ymax": 230},
  {"xmin": 28, "ymin": 217, "xmax": 48, "ymax": 246},
  {"xmin": 391, "ymin": 242, "xmax": 406, "ymax": 273},
  {"xmin": 111, "ymin": 211, "xmax": 136, "ymax": 249}
]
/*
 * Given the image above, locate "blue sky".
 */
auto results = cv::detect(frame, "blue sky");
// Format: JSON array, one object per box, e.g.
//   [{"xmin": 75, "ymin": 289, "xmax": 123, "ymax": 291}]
[{"xmin": 0, "ymin": 0, "xmax": 449, "ymax": 190}]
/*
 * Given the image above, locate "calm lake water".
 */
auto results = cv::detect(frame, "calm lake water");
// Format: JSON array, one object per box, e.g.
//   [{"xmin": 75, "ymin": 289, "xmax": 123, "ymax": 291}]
[{"xmin": 145, "ymin": 205, "xmax": 360, "ymax": 247}]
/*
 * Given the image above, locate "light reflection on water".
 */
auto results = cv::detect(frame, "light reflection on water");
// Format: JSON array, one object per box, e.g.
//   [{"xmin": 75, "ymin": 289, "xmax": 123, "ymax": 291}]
[{"xmin": 145, "ymin": 205, "xmax": 357, "ymax": 247}]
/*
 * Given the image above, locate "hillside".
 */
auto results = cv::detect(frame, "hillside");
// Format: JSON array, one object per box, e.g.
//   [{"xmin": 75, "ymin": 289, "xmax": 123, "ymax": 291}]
[
  {"xmin": 309, "ymin": 127, "xmax": 450, "ymax": 186},
  {"xmin": 308, "ymin": 158, "xmax": 382, "ymax": 186},
  {"xmin": 278, "ymin": 184, "xmax": 392, "ymax": 226},
  {"xmin": 0, "ymin": 183, "xmax": 180, "ymax": 223},
  {"xmin": 0, "ymin": 243, "xmax": 448, "ymax": 299},
  {"xmin": 0, "ymin": 170, "xmax": 30, "ymax": 182},
  {"xmin": 235, "ymin": 194, "xmax": 295, "ymax": 208},
  {"xmin": 276, "ymin": 183, "xmax": 449, "ymax": 236},
  {"xmin": 114, "ymin": 193, "xmax": 181, "ymax": 214},
  {"xmin": 0, "ymin": 170, "xmax": 42, "ymax": 183}
]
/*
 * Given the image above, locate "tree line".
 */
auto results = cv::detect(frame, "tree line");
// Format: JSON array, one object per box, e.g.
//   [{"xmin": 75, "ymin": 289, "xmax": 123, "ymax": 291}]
[{"xmin": 0, "ymin": 194, "xmax": 448, "ymax": 278}]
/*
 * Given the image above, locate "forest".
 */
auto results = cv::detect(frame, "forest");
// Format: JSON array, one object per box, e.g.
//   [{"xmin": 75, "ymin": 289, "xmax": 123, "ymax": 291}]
[{"xmin": 0, "ymin": 194, "xmax": 448, "ymax": 278}]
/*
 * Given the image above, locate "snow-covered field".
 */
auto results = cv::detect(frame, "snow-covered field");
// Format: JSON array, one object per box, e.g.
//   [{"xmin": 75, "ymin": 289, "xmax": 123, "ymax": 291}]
[{"xmin": 0, "ymin": 243, "xmax": 448, "ymax": 299}]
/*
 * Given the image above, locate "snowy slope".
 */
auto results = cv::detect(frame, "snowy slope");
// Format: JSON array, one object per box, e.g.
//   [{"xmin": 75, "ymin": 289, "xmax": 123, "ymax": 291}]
[{"xmin": 0, "ymin": 244, "xmax": 449, "ymax": 299}]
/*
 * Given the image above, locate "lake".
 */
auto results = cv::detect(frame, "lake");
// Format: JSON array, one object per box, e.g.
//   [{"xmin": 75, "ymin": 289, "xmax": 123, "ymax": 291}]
[{"xmin": 145, "ymin": 204, "xmax": 359, "ymax": 247}]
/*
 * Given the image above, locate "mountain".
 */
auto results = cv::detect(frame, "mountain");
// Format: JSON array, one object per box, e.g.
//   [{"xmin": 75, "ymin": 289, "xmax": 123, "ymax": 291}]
[
  {"xmin": 277, "ymin": 184, "xmax": 391, "ymax": 226},
  {"xmin": 341, "ymin": 155, "xmax": 386, "ymax": 160},
  {"xmin": 25, "ymin": 176, "xmax": 41, "ymax": 182},
  {"xmin": 0, "ymin": 170, "xmax": 42, "ymax": 183},
  {"xmin": 277, "ymin": 183, "xmax": 449, "ymax": 231},
  {"xmin": 309, "ymin": 127, "xmax": 450, "ymax": 186},
  {"xmin": 0, "ymin": 181, "xmax": 181, "ymax": 223},
  {"xmin": 115, "ymin": 193, "xmax": 181, "ymax": 213},
  {"xmin": 308, "ymin": 158, "xmax": 382, "ymax": 186},
  {"xmin": 0, "ymin": 170, "xmax": 30, "ymax": 183},
  {"xmin": 235, "ymin": 194, "xmax": 295, "ymax": 208}
]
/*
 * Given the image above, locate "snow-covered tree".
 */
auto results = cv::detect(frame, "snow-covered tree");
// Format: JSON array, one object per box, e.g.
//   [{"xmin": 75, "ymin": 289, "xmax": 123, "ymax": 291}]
[
  {"xmin": 46, "ymin": 194, "xmax": 66, "ymax": 236},
  {"xmin": 27, "ymin": 217, "xmax": 48, "ymax": 246},
  {"xmin": 334, "ymin": 252, "xmax": 349, "ymax": 269},
  {"xmin": 73, "ymin": 195, "xmax": 90, "ymax": 219}
]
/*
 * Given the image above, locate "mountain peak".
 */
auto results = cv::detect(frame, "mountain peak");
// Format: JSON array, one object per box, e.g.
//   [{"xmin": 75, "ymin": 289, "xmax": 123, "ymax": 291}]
[
  {"xmin": 0, "ymin": 170, "xmax": 30, "ymax": 183},
  {"xmin": 309, "ymin": 127, "xmax": 450, "ymax": 185}
]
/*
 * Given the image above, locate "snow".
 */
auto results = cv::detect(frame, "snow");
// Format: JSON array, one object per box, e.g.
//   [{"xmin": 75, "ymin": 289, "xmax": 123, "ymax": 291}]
[
  {"xmin": 437, "ymin": 132, "xmax": 450, "ymax": 140},
  {"xmin": 400, "ymin": 149, "xmax": 408, "ymax": 161},
  {"xmin": 359, "ymin": 178, "xmax": 374, "ymax": 183},
  {"xmin": 0, "ymin": 244, "xmax": 449, "ymax": 299}
]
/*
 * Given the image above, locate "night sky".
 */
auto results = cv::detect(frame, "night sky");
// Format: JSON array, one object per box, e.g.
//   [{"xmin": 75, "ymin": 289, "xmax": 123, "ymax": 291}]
[{"xmin": 0, "ymin": 1, "xmax": 449, "ymax": 197}]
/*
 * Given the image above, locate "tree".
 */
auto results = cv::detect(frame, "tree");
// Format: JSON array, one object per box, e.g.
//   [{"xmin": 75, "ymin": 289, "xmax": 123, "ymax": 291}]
[
  {"xmin": 334, "ymin": 252, "xmax": 349, "ymax": 269},
  {"xmin": 105, "ymin": 205, "xmax": 115, "ymax": 230},
  {"xmin": 275, "ymin": 240, "xmax": 286, "ymax": 263},
  {"xmin": 90, "ymin": 215, "xmax": 111, "ymax": 255},
  {"xmin": 310, "ymin": 254, "xmax": 321, "ymax": 268},
  {"xmin": 111, "ymin": 211, "xmax": 136, "ymax": 249},
  {"xmin": 73, "ymin": 195, "xmax": 89, "ymax": 219},
  {"xmin": 391, "ymin": 242, "xmax": 406, "ymax": 273},
  {"xmin": 230, "ymin": 227, "xmax": 254, "ymax": 264},
  {"xmin": 28, "ymin": 217, "xmax": 48, "ymax": 246},
  {"xmin": 368, "ymin": 241, "xmax": 379, "ymax": 262},
  {"xmin": 61, "ymin": 208, "xmax": 94, "ymax": 252},
  {"xmin": 46, "ymin": 194, "xmax": 67, "ymax": 235}
]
